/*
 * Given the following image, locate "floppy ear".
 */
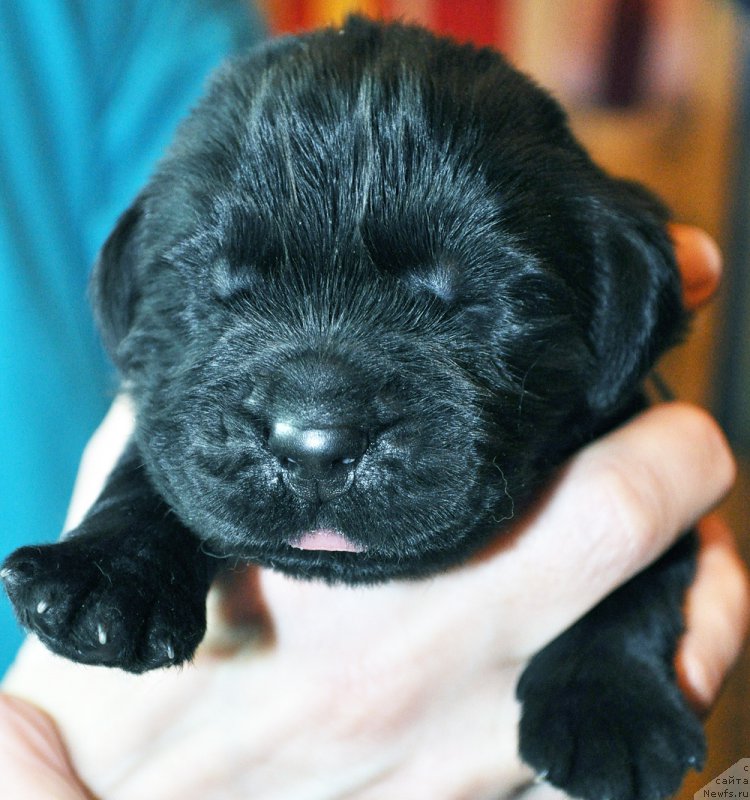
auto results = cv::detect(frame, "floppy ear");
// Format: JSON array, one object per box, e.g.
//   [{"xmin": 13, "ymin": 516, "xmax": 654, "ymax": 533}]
[
  {"xmin": 89, "ymin": 198, "xmax": 146, "ymax": 365},
  {"xmin": 583, "ymin": 179, "xmax": 687, "ymax": 414}
]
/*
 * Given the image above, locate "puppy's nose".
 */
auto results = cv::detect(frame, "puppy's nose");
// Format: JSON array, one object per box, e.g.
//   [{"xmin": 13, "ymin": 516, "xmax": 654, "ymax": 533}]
[{"xmin": 268, "ymin": 422, "xmax": 368, "ymax": 480}]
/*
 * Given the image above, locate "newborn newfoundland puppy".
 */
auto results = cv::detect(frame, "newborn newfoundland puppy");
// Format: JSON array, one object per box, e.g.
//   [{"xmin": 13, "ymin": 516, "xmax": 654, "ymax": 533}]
[{"xmin": 3, "ymin": 17, "xmax": 702, "ymax": 800}]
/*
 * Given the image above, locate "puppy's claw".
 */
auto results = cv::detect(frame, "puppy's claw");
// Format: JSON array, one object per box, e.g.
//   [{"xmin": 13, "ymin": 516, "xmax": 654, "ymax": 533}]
[
  {"xmin": 97, "ymin": 623, "xmax": 108, "ymax": 646},
  {"xmin": 165, "ymin": 642, "xmax": 175, "ymax": 661},
  {"xmin": 35, "ymin": 600, "xmax": 49, "ymax": 614},
  {"xmin": 0, "ymin": 567, "xmax": 13, "ymax": 582}
]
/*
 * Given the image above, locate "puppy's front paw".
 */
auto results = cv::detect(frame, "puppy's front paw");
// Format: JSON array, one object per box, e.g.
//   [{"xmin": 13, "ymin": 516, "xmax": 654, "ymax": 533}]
[
  {"xmin": 2, "ymin": 538, "xmax": 208, "ymax": 673},
  {"xmin": 517, "ymin": 663, "xmax": 705, "ymax": 800}
]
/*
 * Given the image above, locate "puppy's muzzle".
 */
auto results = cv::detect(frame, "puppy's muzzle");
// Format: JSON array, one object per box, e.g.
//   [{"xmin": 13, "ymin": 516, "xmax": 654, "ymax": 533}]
[{"xmin": 268, "ymin": 421, "xmax": 367, "ymax": 500}]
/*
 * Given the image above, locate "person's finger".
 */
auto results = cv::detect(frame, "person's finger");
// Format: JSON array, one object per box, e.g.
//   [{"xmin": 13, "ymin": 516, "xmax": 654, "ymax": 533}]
[
  {"xmin": 676, "ymin": 514, "xmax": 750, "ymax": 714},
  {"xmin": 516, "ymin": 781, "xmax": 574, "ymax": 800},
  {"xmin": 0, "ymin": 694, "xmax": 95, "ymax": 799},
  {"xmin": 471, "ymin": 403, "xmax": 736, "ymax": 655},
  {"xmin": 669, "ymin": 223, "xmax": 723, "ymax": 310}
]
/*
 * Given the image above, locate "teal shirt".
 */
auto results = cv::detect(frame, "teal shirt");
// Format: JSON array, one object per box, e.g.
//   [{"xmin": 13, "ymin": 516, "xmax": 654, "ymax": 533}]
[{"xmin": 0, "ymin": 0, "xmax": 264, "ymax": 672}]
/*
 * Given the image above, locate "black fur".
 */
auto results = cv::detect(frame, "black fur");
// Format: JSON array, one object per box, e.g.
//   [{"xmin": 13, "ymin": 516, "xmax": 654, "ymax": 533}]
[{"xmin": 3, "ymin": 18, "xmax": 701, "ymax": 799}]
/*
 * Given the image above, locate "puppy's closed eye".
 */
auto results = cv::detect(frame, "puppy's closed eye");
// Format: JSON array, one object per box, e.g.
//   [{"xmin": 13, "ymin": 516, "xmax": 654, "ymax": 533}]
[
  {"xmin": 211, "ymin": 256, "xmax": 266, "ymax": 302},
  {"xmin": 405, "ymin": 262, "xmax": 459, "ymax": 303}
]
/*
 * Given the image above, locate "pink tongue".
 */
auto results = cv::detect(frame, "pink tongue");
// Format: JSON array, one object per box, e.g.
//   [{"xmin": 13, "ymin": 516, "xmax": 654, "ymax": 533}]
[{"xmin": 292, "ymin": 528, "xmax": 365, "ymax": 552}]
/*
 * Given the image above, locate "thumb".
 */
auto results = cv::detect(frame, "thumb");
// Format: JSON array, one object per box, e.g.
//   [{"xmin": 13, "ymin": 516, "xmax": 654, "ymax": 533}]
[
  {"xmin": 669, "ymin": 223, "xmax": 723, "ymax": 310},
  {"xmin": 0, "ymin": 694, "xmax": 95, "ymax": 800}
]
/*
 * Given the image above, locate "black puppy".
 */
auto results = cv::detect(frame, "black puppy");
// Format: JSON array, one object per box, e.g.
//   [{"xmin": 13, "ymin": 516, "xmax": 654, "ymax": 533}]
[{"xmin": 3, "ymin": 17, "xmax": 702, "ymax": 800}]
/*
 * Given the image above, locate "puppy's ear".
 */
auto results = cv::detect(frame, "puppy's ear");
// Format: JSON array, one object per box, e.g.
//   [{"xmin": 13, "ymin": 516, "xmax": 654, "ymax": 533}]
[
  {"xmin": 583, "ymin": 180, "xmax": 687, "ymax": 414},
  {"xmin": 89, "ymin": 199, "xmax": 145, "ymax": 364}
]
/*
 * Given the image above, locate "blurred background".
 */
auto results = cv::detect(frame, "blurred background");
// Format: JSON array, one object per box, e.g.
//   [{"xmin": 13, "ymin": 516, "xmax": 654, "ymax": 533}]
[{"xmin": 1, "ymin": 1, "xmax": 747, "ymax": 794}]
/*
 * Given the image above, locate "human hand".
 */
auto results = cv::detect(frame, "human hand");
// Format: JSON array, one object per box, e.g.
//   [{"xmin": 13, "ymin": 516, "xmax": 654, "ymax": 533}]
[{"xmin": 1, "ymin": 226, "xmax": 746, "ymax": 800}]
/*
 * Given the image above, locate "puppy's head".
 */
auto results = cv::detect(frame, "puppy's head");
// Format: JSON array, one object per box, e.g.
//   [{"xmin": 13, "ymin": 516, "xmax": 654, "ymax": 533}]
[{"xmin": 91, "ymin": 18, "xmax": 685, "ymax": 582}]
